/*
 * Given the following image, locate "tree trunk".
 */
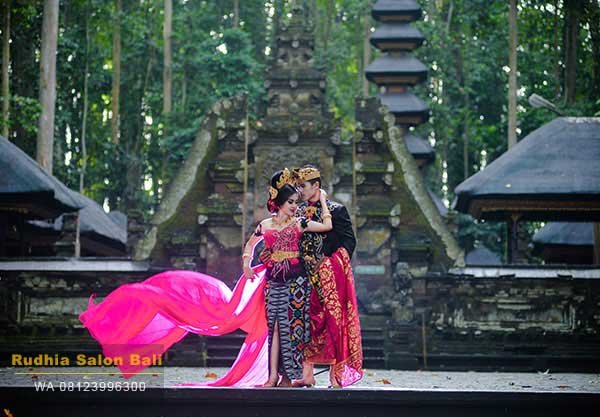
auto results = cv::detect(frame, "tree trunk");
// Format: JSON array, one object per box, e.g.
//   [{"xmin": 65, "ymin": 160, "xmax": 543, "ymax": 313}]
[
  {"xmin": 272, "ymin": 0, "xmax": 283, "ymax": 56},
  {"xmin": 161, "ymin": 0, "xmax": 173, "ymax": 182},
  {"xmin": 437, "ymin": 0, "xmax": 452, "ymax": 193},
  {"xmin": 323, "ymin": 0, "xmax": 334, "ymax": 54},
  {"xmin": 2, "ymin": 0, "xmax": 9, "ymax": 138},
  {"xmin": 310, "ymin": 0, "xmax": 317, "ymax": 31},
  {"xmin": 163, "ymin": 0, "xmax": 172, "ymax": 115},
  {"xmin": 564, "ymin": 0, "xmax": 579, "ymax": 104},
  {"xmin": 508, "ymin": 0, "xmax": 518, "ymax": 149},
  {"xmin": 125, "ymin": 43, "xmax": 155, "ymax": 212},
  {"xmin": 181, "ymin": 68, "xmax": 187, "ymax": 112},
  {"xmin": 552, "ymin": 0, "xmax": 560, "ymax": 98},
  {"xmin": 36, "ymin": 0, "xmax": 59, "ymax": 174},
  {"xmin": 362, "ymin": 13, "xmax": 371, "ymax": 96},
  {"xmin": 233, "ymin": 0, "xmax": 239, "ymax": 28},
  {"xmin": 111, "ymin": 0, "xmax": 121, "ymax": 144},
  {"xmin": 463, "ymin": 96, "xmax": 470, "ymax": 179},
  {"xmin": 586, "ymin": 0, "xmax": 600, "ymax": 101},
  {"xmin": 80, "ymin": 0, "xmax": 89, "ymax": 193}
]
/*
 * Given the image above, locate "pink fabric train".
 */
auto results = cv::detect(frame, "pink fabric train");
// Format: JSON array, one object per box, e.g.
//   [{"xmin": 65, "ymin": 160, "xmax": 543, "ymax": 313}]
[{"xmin": 79, "ymin": 262, "xmax": 269, "ymax": 387}]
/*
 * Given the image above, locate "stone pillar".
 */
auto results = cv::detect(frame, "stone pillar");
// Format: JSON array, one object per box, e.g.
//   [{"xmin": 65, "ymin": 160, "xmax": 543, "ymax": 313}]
[
  {"xmin": 0, "ymin": 213, "xmax": 6, "ymax": 257},
  {"xmin": 54, "ymin": 212, "xmax": 78, "ymax": 257},
  {"xmin": 126, "ymin": 209, "xmax": 145, "ymax": 256},
  {"xmin": 516, "ymin": 220, "xmax": 532, "ymax": 264}
]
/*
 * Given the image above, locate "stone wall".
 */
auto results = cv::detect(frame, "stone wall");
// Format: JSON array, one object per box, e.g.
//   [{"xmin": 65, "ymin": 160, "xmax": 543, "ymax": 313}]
[
  {"xmin": 0, "ymin": 264, "xmax": 163, "ymax": 365},
  {"xmin": 408, "ymin": 268, "xmax": 600, "ymax": 371}
]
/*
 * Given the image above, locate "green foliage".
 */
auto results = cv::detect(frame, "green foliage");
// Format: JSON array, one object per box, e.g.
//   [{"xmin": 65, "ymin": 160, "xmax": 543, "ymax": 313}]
[
  {"xmin": 1, "ymin": 96, "xmax": 41, "ymax": 136},
  {"xmin": 456, "ymin": 213, "xmax": 505, "ymax": 261},
  {"xmin": 5, "ymin": 0, "xmax": 599, "ymax": 262},
  {"xmin": 312, "ymin": 0, "xmax": 374, "ymax": 134},
  {"xmin": 412, "ymin": 0, "xmax": 599, "ymax": 261}
]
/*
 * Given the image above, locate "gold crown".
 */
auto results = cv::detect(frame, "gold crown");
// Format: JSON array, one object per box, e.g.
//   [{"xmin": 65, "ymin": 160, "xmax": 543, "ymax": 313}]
[
  {"xmin": 269, "ymin": 168, "xmax": 295, "ymax": 199},
  {"xmin": 276, "ymin": 168, "xmax": 295, "ymax": 189},
  {"xmin": 293, "ymin": 167, "xmax": 321, "ymax": 183}
]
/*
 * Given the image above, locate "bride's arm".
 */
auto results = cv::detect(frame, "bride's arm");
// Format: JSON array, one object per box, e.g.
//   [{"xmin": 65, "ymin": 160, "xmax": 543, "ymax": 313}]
[
  {"xmin": 301, "ymin": 190, "xmax": 332, "ymax": 233},
  {"xmin": 242, "ymin": 220, "xmax": 266, "ymax": 279}
]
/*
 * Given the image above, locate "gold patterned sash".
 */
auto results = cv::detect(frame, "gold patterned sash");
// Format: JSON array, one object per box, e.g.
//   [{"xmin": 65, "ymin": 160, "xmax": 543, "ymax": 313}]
[{"xmin": 270, "ymin": 250, "xmax": 300, "ymax": 262}]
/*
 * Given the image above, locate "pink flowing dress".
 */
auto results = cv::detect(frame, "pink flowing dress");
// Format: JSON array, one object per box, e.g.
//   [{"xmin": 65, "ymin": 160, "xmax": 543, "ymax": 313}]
[{"xmin": 79, "ymin": 241, "xmax": 269, "ymax": 387}]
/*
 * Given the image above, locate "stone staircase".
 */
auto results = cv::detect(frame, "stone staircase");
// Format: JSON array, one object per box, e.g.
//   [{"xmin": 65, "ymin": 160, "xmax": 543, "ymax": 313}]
[
  {"xmin": 199, "ymin": 325, "xmax": 392, "ymax": 369},
  {"xmin": 361, "ymin": 326, "xmax": 386, "ymax": 369},
  {"xmin": 205, "ymin": 331, "xmax": 246, "ymax": 367}
]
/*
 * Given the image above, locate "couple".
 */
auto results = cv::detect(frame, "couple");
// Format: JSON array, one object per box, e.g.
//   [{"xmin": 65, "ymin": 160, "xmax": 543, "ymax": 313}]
[
  {"xmin": 242, "ymin": 166, "xmax": 362, "ymax": 388},
  {"xmin": 78, "ymin": 165, "xmax": 362, "ymax": 388}
]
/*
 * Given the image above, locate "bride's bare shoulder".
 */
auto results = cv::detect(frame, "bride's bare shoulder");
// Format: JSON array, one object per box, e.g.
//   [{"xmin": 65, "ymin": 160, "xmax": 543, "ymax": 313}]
[{"xmin": 260, "ymin": 217, "xmax": 273, "ymax": 230}]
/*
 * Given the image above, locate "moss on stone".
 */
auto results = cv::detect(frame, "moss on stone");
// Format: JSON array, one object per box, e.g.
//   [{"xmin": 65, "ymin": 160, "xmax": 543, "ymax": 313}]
[
  {"xmin": 134, "ymin": 96, "xmax": 247, "ymax": 263},
  {"xmin": 376, "ymin": 103, "xmax": 464, "ymax": 269}
]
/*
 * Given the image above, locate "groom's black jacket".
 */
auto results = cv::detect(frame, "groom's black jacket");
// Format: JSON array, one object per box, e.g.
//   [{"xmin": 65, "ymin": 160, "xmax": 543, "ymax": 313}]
[{"xmin": 299, "ymin": 199, "xmax": 356, "ymax": 259}]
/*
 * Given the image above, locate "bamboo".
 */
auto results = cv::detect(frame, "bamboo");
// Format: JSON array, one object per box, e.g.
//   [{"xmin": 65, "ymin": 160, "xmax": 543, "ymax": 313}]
[
  {"xmin": 362, "ymin": 13, "xmax": 371, "ymax": 96},
  {"xmin": 242, "ymin": 99, "xmax": 250, "ymax": 249},
  {"xmin": 36, "ymin": 0, "xmax": 59, "ymax": 174},
  {"xmin": 2, "ymin": 0, "xmax": 10, "ymax": 138},
  {"xmin": 508, "ymin": 0, "xmax": 518, "ymax": 149},
  {"xmin": 111, "ymin": 0, "xmax": 121, "ymax": 144},
  {"xmin": 163, "ymin": 0, "xmax": 172, "ymax": 114}
]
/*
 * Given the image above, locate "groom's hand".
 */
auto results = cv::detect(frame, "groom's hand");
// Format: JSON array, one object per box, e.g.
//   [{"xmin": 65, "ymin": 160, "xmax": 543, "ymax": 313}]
[{"xmin": 259, "ymin": 247, "xmax": 272, "ymax": 265}]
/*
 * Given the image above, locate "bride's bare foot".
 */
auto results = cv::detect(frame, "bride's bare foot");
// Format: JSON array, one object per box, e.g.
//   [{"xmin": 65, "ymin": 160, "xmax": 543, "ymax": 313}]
[
  {"xmin": 277, "ymin": 376, "xmax": 292, "ymax": 387},
  {"xmin": 258, "ymin": 376, "xmax": 279, "ymax": 387}
]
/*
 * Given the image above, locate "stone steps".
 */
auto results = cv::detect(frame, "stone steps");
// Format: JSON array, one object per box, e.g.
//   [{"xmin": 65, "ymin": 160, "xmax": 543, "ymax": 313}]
[{"xmin": 2, "ymin": 386, "xmax": 599, "ymax": 417}]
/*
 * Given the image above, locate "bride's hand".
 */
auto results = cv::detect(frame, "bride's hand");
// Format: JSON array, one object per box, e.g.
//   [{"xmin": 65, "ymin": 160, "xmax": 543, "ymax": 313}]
[
  {"xmin": 319, "ymin": 189, "xmax": 328, "ymax": 201},
  {"xmin": 243, "ymin": 265, "xmax": 255, "ymax": 281}
]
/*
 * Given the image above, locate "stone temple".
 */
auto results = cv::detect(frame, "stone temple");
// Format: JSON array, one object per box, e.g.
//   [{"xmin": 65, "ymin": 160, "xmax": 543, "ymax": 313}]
[{"xmin": 1, "ymin": 2, "xmax": 599, "ymax": 371}]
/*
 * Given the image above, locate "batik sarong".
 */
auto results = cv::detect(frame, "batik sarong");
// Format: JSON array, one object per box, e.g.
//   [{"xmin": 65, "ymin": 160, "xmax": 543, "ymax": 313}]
[{"xmin": 304, "ymin": 247, "xmax": 363, "ymax": 387}]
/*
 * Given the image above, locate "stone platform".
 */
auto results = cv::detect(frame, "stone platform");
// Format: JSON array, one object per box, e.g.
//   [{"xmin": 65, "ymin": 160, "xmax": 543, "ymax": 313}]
[{"xmin": 1, "ymin": 367, "xmax": 599, "ymax": 416}]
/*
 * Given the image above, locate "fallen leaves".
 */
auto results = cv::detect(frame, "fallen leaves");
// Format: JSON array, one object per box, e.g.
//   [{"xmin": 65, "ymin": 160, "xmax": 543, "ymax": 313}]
[
  {"xmin": 375, "ymin": 378, "xmax": 391, "ymax": 385},
  {"xmin": 205, "ymin": 372, "xmax": 218, "ymax": 379}
]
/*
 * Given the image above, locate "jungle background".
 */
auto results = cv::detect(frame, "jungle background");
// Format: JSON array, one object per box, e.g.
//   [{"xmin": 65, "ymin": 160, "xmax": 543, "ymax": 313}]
[{"xmin": 3, "ymin": 0, "xmax": 600, "ymax": 260}]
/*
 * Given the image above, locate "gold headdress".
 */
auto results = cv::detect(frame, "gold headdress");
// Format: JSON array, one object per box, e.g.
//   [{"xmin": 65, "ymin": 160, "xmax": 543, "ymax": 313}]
[
  {"xmin": 292, "ymin": 167, "xmax": 321, "ymax": 183},
  {"xmin": 269, "ymin": 168, "xmax": 295, "ymax": 199}
]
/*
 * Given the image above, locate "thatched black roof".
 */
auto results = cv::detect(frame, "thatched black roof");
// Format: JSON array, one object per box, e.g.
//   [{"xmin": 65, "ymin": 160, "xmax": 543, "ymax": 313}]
[
  {"xmin": 453, "ymin": 118, "xmax": 600, "ymax": 221},
  {"xmin": 379, "ymin": 92, "xmax": 429, "ymax": 125},
  {"xmin": 370, "ymin": 23, "xmax": 425, "ymax": 52},
  {"xmin": 77, "ymin": 194, "xmax": 127, "ymax": 245},
  {"xmin": 465, "ymin": 246, "xmax": 502, "ymax": 266},
  {"xmin": 365, "ymin": 55, "xmax": 428, "ymax": 86},
  {"xmin": 30, "ymin": 194, "xmax": 127, "ymax": 247},
  {"xmin": 533, "ymin": 222, "xmax": 593, "ymax": 246},
  {"xmin": 108, "ymin": 210, "xmax": 127, "ymax": 230},
  {"xmin": 372, "ymin": 0, "xmax": 421, "ymax": 22},
  {"xmin": 0, "ymin": 136, "xmax": 83, "ymax": 218},
  {"xmin": 428, "ymin": 190, "xmax": 448, "ymax": 217},
  {"xmin": 406, "ymin": 133, "xmax": 435, "ymax": 164}
]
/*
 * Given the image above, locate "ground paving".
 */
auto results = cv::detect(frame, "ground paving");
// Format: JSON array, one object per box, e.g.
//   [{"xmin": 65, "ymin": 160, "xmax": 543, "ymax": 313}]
[{"xmin": 2, "ymin": 366, "xmax": 600, "ymax": 392}]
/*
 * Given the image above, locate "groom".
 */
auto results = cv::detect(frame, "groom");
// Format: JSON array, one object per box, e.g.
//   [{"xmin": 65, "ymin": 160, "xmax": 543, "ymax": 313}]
[{"xmin": 293, "ymin": 165, "xmax": 363, "ymax": 387}]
